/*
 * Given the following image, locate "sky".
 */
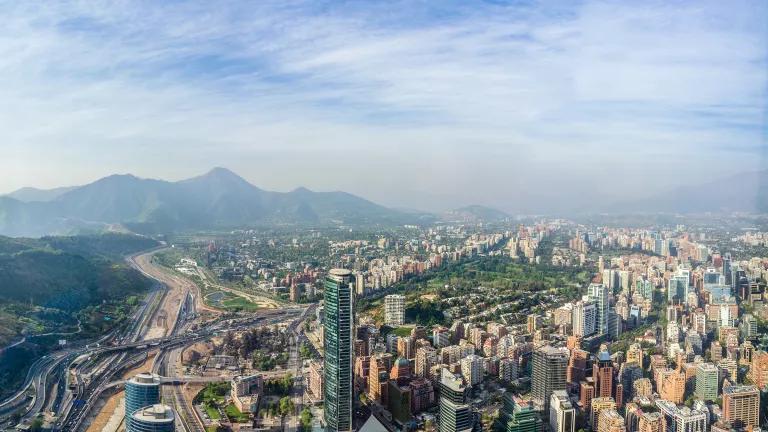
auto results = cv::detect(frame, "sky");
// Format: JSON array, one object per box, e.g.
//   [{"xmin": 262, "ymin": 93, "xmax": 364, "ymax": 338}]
[{"xmin": 0, "ymin": 0, "xmax": 766, "ymax": 212}]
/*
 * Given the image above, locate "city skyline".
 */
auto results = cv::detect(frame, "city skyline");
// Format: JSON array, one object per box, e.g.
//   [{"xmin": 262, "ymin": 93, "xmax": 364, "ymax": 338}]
[{"xmin": 1, "ymin": 1, "xmax": 766, "ymax": 212}]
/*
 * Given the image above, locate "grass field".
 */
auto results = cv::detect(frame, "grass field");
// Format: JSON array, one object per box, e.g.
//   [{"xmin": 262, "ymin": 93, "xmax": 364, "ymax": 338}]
[
  {"xmin": 225, "ymin": 404, "xmax": 251, "ymax": 422},
  {"xmin": 221, "ymin": 296, "xmax": 261, "ymax": 312}
]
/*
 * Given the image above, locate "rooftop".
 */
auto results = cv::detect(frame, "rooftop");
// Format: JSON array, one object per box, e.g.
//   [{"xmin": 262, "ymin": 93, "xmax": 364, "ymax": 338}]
[{"xmin": 132, "ymin": 404, "xmax": 175, "ymax": 423}]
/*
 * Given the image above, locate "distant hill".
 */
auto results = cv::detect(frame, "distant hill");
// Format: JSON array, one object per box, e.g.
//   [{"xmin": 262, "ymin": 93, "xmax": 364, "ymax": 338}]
[
  {"xmin": 0, "ymin": 167, "xmax": 430, "ymax": 237},
  {"xmin": 3, "ymin": 186, "xmax": 78, "ymax": 202},
  {"xmin": 617, "ymin": 169, "xmax": 768, "ymax": 214},
  {"xmin": 443, "ymin": 205, "xmax": 510, "ymax": 222}
]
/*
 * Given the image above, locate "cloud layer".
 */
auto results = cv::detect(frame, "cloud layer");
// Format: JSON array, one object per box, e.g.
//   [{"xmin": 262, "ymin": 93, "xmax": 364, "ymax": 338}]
[{"xmin": 1, "ymin": 0, "xmax": 766, "ymax": 212}]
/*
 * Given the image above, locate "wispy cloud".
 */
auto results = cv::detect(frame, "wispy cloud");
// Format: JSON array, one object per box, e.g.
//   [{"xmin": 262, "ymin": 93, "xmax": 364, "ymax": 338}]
[{"xmin": 0, "ymin": 0, "xmax": 765, "ymax": 211}]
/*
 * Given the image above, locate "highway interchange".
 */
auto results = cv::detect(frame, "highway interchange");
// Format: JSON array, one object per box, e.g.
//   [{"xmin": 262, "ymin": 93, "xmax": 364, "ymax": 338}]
[{"xmin": 0, "ymin": 248, "xmax": 312, "ymax": 432}]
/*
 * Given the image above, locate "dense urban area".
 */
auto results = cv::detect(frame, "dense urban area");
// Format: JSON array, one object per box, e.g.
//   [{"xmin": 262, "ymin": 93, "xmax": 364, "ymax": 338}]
[{"xmin": 1, "ymin": 211, "xmax": 767, "ymax": 432}]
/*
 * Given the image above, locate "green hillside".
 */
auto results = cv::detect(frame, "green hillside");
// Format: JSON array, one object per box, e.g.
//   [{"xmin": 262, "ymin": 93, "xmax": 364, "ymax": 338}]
[{"xmin": 0, "ymin": 234, "xmax": 157, "ymax": 342}]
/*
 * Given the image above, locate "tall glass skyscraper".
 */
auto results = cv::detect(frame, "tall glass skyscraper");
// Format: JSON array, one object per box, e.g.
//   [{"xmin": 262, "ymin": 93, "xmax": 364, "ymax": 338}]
[
  {"xmin": 588, "ymin": 283, "xmax": 610, "ymax": 336},
  {"xmin": 125, "ymin": 373, "xmax": 161, "ymax": 431},
  {"xmin": 324, "ymin": 269, "xmax": 354, "ymax": 432}
]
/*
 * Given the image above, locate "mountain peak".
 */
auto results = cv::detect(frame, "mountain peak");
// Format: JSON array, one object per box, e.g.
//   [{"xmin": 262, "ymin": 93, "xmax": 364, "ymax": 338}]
[{"xmin": 205, "ymin": 167, "xmax": 239, "ymax": 177}]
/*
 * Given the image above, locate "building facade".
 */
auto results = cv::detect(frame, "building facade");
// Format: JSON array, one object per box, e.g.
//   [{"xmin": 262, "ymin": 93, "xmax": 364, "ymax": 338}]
[
  {"xmin": 324, "ymin": 269, "xmax": 354, "ymax": 432},
  {"xmin": 125, "ymin": 373, "xmax": 161, "ymax": 432},
  {"xmin": 385, "ymin": 294, "xmax": 406, "ymax": 327}
]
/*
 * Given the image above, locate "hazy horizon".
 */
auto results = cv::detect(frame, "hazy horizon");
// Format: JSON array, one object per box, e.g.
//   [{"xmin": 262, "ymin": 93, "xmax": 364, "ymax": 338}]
[{"xmin": 2, "ymin": 1, "xmax": 766, "ymax": 212}]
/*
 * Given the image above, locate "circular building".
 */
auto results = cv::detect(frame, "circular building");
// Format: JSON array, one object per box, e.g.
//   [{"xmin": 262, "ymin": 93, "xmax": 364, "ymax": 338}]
[
  {"xmin": 129, "ymin": 404, "xmax": 175, "ymax": 432},
  {"xmin": 125, "ymin": 373, "xmax": 162, "ymax": 430}
]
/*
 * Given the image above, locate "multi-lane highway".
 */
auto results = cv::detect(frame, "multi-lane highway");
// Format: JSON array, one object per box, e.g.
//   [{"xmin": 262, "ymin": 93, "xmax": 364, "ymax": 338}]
[{"xmin": 0, "ymin": 245, "xmax": 307, "ymax": 431}]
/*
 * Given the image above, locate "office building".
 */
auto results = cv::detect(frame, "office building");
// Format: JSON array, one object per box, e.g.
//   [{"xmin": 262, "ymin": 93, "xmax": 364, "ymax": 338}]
[
  {"xmin": 385, "ymin": 294, "xmax": 406, "ymax": 327},
  {"xmin": 668, "ymin": 275, "xmax": 687, "ymax": 304},
  {"xmin": 550, "ymin": 390, "xmax": 575, "ymax": 432},
  {"xmin": 722, "ymin": 385, "xmax": 760, "ymax": 430},
  {"xmin": 125, "ymin": 373, "xmax": 161, "ymax": 431},
  {"xmin": 532, "ymin": 345, "xmax": 569, "ymax": 413},
  {"xmin": 439, "ymin": 369, "xmax": 473, "ymax": 432},
  {"xmin": 694, "ymin": 363, "xmax": 719, "ymax": 402},
  {"xmin": 593, "ymin": 351, "xmax": 614, "ymax": 399},
  {"xmin": 129, "ymin": 404, "xmax": 175, "ymax": 432},
  {"xmin": 495, "ymin": 393, "xmax": 542, "ymax": 432},
  {"xmin": 324, "ymin": 269, "xmax": 354, "ymax": 432}
]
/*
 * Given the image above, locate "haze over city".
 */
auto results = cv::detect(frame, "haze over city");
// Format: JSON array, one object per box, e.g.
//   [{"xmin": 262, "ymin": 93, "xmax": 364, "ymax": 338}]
[{"xmin": 1, "ymin": 0, "xmax": 766, "ymax": 212}]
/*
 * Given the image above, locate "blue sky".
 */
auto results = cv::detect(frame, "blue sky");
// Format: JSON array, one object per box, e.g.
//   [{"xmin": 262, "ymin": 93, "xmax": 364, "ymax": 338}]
[{"xmin": 1, "ymin": 0, "xmax": 766, "ymax": 211}]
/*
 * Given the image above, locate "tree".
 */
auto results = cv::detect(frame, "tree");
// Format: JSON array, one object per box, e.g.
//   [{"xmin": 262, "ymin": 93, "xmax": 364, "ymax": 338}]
[
  {"xmin": 279, "ymin": 396, "xmax": 295, "ymax": 417},
  {"xmin": 300, "ymin": 407, "xmax": 313, "ymax": 431}
]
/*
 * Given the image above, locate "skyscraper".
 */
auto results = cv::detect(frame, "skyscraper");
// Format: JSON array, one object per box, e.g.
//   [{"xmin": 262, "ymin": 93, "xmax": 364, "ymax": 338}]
[
  {"xmin": 592, "ymin": 350, "xmax": 614, "ymax": 399},
  {"xmin": 324, "ymin": 269, "xmax": 354, "ymax": 432},
  {"xmin": 125, "ymin": 373, "xmax": 161, "ymax": 432},
  {"xmin": 588, "ymin": 284, "xmax": 610, "ymax": 336},
  {"xmin": 439, "ymin": 369, "xmax": 473, "ymax": 432},
  {"xmin": 384, "ymin": 294, "xmax": 406, "ymax": 326},
  {"xmin": 532, "ymin": 345, "xmax": 569, "ymax": 413}
]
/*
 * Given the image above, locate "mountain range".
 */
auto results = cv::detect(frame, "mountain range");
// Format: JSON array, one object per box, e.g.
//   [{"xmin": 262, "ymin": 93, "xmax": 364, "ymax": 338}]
[
  {"xmin": 1, "ymin": 168, "xmax": 766, "ymax": 237},
  {"xmin": 0, "ymin": 168, "xmax": 430, "ymax": 237}
]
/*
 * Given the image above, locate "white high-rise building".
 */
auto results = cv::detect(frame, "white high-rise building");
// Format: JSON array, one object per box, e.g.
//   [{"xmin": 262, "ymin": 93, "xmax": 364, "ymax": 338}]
[
  {"xmin": 550, "ymin": 390, "xmax": 575, "ymax": 432},
  {"xmin": 384, "ymin": 294, "xmax": 405, "ymax": 326},
  {"xmin": 572, "ymin": 300, "xmax": 597, "ymax": 338}
]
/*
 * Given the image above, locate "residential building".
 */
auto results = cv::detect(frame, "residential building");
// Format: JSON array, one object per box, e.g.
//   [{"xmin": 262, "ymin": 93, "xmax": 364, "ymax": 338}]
[
  {"xmin": 461, "ymin": 354, "xmax": 483, "ymax": 387},
  {"xmin": 655, "ymin": 400, "xmax": 707, "ymax": 432},
  {"xmin": 722, "ymin": 385, "xmax": 760, "ymax": 430},
  {"xmin": 591, "ymin": 397, "xmax": 617, "ymax": 432},
  {"xmin": 598, "ymin": 409, "xmax": 626, "ymax": 432},
  {"xmin": 385, "ymin": 294, "xmax": 406, "ymax": 327},
  {"xmin": 573, "ymin": 300, "xmax": 597, "ymax": 338}
]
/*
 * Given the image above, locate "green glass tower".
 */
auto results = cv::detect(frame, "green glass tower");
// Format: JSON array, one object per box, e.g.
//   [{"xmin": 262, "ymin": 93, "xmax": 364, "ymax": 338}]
[
  {"xmin": 494, "ymin": 393, "xmax": 542, "ymax": 432},
  {"xmin": 324, "ymin": 269, "xmax": 354, "ymax": 432}
]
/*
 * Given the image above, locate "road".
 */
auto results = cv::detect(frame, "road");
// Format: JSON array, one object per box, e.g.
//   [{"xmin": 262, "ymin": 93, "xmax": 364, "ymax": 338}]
[{"xmin": 0, "ymin": 244, "xmax": 308, "ymax": 431}]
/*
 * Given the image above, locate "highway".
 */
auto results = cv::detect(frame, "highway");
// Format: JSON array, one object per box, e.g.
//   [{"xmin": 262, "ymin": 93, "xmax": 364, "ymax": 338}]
[{"xmin": 0, "ymin": 244, "xmax": 307, "ymax": 431}]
